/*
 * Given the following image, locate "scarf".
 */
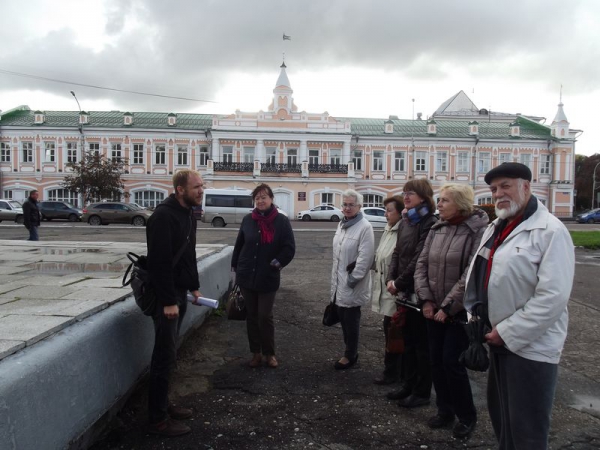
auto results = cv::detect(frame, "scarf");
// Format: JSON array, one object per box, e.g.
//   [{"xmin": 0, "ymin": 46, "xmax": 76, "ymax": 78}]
[
  {"xmin": 446, "ymin": 214, "xmax": 467, "ymax": 226},
  {"xmin": 404, "ymin": 203, "xmax": 430, "ymax": 225},
  {"xmin": 251, "ymin": 205, "xmax": 278, "ymax": 244},
  {"xmin": 341, "ymin": 212, "xmax": 364, "ymax": 229}
]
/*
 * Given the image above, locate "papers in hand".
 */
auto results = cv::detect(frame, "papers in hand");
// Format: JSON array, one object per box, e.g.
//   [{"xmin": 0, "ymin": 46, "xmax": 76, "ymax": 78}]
[{"xmin": 186, "ymin": 293, "xmax": 219, "ymax": 309}]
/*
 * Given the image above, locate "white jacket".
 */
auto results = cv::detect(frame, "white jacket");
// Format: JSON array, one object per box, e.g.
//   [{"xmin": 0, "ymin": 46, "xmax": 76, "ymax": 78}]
[
  {"xmin": 331, "ymin": 217, "xmax": 375, "ymax": 307},
  {"xmin": 371, "ymin": 221, "xmax": 400, "ymax": 316},
  {"xmin": 464, "ymin": 200, "xmax": 574, "ymax": 364}
]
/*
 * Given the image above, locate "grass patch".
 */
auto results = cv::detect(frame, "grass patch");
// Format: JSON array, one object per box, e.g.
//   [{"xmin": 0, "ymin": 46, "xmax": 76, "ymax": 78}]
[{"xmin": 570, "ymin": 231, "xmax": 600, "ymax": 249}]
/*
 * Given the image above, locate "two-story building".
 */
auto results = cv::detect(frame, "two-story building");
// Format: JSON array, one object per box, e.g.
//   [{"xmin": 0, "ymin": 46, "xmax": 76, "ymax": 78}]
[{"xmin": 0, "ymin": 62, "xmax": 578, "ymax": 218}]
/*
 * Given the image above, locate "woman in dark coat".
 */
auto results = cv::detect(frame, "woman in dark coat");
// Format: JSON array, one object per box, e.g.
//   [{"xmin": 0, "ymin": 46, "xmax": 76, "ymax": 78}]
[{"xmin": 231, "ymin": 184, "xmax": 296, "ymax": 368}]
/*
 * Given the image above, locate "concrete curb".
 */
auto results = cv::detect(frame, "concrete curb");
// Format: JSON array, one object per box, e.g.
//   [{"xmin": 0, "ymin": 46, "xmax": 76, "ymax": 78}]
[{"xmin": 0, "ymin": 246, "xmax": 233, "ymax": 450}]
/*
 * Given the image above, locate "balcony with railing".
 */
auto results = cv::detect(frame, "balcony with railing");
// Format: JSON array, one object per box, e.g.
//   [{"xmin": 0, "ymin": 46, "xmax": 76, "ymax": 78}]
[
  {"xmin": 213, "ymin": 162, "xmax": 254, "ymax": 172},
  {"xmin": 261, "ymin": 163, "xmax": 302, "ymax": 173},
  {"xmin": 308, "ymin": 163, "xmax": 348, "ymax": 174}
]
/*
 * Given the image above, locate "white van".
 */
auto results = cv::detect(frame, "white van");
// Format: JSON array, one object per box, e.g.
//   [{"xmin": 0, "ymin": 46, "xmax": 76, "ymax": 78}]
[{"xmin": 201, "ymin": 188, "xmax": 254, "ymax": 227}]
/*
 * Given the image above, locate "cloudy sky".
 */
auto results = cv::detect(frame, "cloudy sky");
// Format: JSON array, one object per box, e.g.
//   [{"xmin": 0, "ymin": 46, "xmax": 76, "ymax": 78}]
[{"xmin": 1, "ymin": 0, "xmax": 599, "ymax": 155}]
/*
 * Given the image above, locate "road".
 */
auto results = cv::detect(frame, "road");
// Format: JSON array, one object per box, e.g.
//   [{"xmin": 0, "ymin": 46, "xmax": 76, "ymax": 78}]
[{"xmin": 2, "ymin": 220, "xmax": 600, "ymax": 449}]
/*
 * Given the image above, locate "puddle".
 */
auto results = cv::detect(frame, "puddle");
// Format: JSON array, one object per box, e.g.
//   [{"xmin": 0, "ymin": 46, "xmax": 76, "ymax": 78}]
[
  {"xmin": 30, "ymin": 248, "xmax": 104, "ymax": 255},
  {"xmin": 23, "ymin": 262, "xmax": 128, "ymax": 275},
  {"xmin": 570, "ymin": 394, "xmax": 600, "ymax": 418}
]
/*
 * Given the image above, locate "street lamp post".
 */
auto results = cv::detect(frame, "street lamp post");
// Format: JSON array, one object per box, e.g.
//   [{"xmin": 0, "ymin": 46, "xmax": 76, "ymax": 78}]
[
  {"xmin": 70, "ymin": 91, "xmax": 84, "ymax": 154},
  {"xmin": 592, "ymin": 161, "xmax": 600, "ymax": 209}
]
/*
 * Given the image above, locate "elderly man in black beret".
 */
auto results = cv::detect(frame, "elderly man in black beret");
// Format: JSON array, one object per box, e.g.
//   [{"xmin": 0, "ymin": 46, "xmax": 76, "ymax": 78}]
[{"xmin": 464, "ymin": 162, "xmax": 574, "ymax": 449}]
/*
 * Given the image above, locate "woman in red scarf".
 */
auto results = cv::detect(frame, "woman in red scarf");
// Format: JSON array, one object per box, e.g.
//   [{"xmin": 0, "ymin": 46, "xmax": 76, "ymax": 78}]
[{"xmin": 232, "ymin": 184, "xmax": 296, "ymax": 368}]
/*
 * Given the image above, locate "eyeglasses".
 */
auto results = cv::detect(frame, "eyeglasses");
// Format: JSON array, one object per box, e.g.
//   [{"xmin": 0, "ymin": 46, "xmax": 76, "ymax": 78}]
[
  {"xmin": 402, "ymin": 191, "xmax": 417, "ymax": 197},
  {"xmin": 341, "ymin": 203, "xmax": 357, "ymax": 208}
]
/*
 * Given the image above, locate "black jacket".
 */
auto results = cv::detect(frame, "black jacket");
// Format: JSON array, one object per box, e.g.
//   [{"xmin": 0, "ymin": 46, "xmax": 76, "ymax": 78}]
[
  {"xmin": 146, "ymin": 194, "xmax": 199, "ymax": 307},
  {"xmin": 23, "ymin": 197, "xmax": 41, "ymax": 229},
  {"xmin": 232, "ymin": 209, "xmax": 296, "ymax": 293}
]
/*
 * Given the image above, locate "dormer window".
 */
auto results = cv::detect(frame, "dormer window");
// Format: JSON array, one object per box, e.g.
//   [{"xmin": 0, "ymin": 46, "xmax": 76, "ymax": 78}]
[
  {"xmin": 427, "ymin": 119, "xmax": 437, "ymax": 135},
  {"xmin": 34, "ymin": 111, "xmax": 45, "ymax": 125},
  {"xmin": 124, "ymin": 112, "xmax": 133, "ymax": 126},
  {"xmin": 509, "ymin": 121, "xmax": 520, "ymax": 137},
  {"xmin": 384, "ymin": 120, "xmax": 393, "ymax": 134},
  {"xmin": 79, "ymin": 111, "xmax": 90, "ymax": 125},
  {"xmin": 468, "ymin": 121, "xmax": 479, "ymax": 136},
  {"xmin": 168, "ymin": 113, "xmax": 177, "ymax": 127}
]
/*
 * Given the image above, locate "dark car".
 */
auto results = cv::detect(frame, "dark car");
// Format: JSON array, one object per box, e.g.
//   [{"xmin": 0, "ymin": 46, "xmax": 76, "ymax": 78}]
[
  {"xmin": 82, "ymin": 202, "xmax": 153, "ymax": 226},
  {"xmin": 39, "ymin": 201, "xmax": 83, "ymax": 222}
]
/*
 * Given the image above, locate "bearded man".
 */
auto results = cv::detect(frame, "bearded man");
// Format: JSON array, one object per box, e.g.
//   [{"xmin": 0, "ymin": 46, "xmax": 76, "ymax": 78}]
[{"xmin": 464, "ymin": 162, "xmax": 574, "ymax": 450}]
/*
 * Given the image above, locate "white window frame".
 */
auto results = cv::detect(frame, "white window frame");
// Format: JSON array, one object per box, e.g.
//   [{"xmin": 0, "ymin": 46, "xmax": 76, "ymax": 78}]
[
  {"xmin": 540, "ymin": 154, "xmax": 551, "ymax": 175},
  {"xmin": 287, "ymin": 148, "xmax": 298, "ymax": 166},
  {"xmin": 22, "ymin": 142, "xmax": 33, "ymax": 163},
  {"xmin": 44, "ymin": 142, "xmax": 56, "ymax": 163},
  {"xmin": 155, "ymin": 145, "xmax": 166, "ymax": 165},
  {"xmin": 1, "ymin": 142, "xmax": 10, "ymax": 162},
  {"xmin": 519, "ymin": 153, "xmax": 532, "ymax": 170},
  {"xmin": 89, "ymin": 142, "xmax": 100, "ymax": 156},
  {"xmin": 372, "ymin": 151, "xmax": 384, "ymax": 171},
  {"xmin": 222, "ymin": 145, "xmax": 233, "ymax": 164},
  {"xmin": 134, "ymin": 190, "xmax": 166, "ymax": 208},
  {"xmin": 177, "ymin": 145, "xmax": 188, "ymax": 166},
  {"xmin": 457, "ymin": 152, "xmax": 469, "ymax": 172},
  {"xmin": 394, "ymin": 151, "xmax": 405, "ymax": 172},
  {"xmin": 498, "ymin": 153, "xmax": 512, "ymax": 165},
  {"xmin": 436, "ymin": 151, "xmax": 448, "ymax": 172},
  {"xmin": 321, "ymin": 192, "xmax": 333, "ymax": 205},
  {"xmin": 415, "ymin": 151, "xmax": 427, "ymax": 171},
  {"xmin": 330, "ymin": 149, "xmax": 341, "ymax": 165},
  {"xmin": 478, "ymin": 152, "xmax": 491, "ymax": 173},
  {"xmin": 352, "ymin": 149, "xmax": 362, "ymax": 171},
  {"xmin": 111, "ymin": 143, "xmax": 122, "ymax": 161},
  {"xmin": 478, "ymin": 197, "xmax": 493, "ymax": 205},
  {"xmin": 243, "ymin": 146, "xmax": 255, "ymax": 163},
  {"xmin": 309, "ymin": 149, "xmax": 320, "ymax": 166},
  {"xmin": 133, "ymin": 143, "xmax": 144, "ymax": 165},
  {"xmin": 198, "ymin": 146, "xmax": 209, "ymax": 166},
  {"xmin": 265, "ymin": 147, "xmax": 277, "ymax": 165},
  {"xmin": 47, "ymin": 188, "xmax": 79, "ymax": 207},
  {"xmin": 363, "ymin": 194, "xmax": 383, "ymax": 207},
  {"xmin": 66, "ymin": 142, "xmax": 78, "ymax": 164}
]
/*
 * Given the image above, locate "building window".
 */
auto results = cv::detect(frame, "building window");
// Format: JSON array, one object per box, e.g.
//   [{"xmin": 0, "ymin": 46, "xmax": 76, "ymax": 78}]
[
  {"xmin": 111, "ymin": 144, "xmax": 122, "ymax": 161},
  {"xmin": 198, "ymin": 146, "xmax": 209, "ymax": 166},
  {"xmin": 44, "ymin": 142, "xmax": 56, "ymax": 162},
  {"xmin": 436, "ymin": 151, "xmax": 448, "ymax": 172},
  {"xmin": 3, "ymin": 190, "xmax": 13, "ymax": 199},
  {"xmin": 478, "ymin": 197, "xmax": 493, "ymax": 205},
  {"xmin": 222, "ymin": 145, "xmax": 233, "ymax": 164},
  {"xmin": 540, "ymin": 154, "xmax": 551, "ymax": 175},
  {"xmin": 177, "ymin": 145, "xmax": 188, "ymax": 165},
  {"xmin": 352, "ymin": 150, "xmax": 362, "ymax": 171},
  {"xmin": 243, "ymin": 146, "xmax": 255, "ymax": 163},
  {"xmin": 265, "ymin": 147, "xmax": 277, "ymax": 165},
  {"xmin": 415, "ymin": 151, "xmax": 427, "ymax": 171},
  {"xmin": 372, "ymin": 151, "xmax": 384, "ymax": 171},
  {"xmin": 520, "ymin": 153, "xmax": 532, "ymax": 169},
  {"xmin": 363, "ymin": 194, "xmax": 383, "ymax": 207},
  {"xmin": 394, "ymin": 151, "xmax": 405, "ymax": 172},
  {"xmin": 155, "ymin": 145, "xmax": 166, "ymax": 165},
  {"xmin": 47, "ymin": 189, "xmax": 79, "ymax": 207},
  {"xmin": 478, "ymin": 152, "xmax": 491, "ymax": 173},
  {"xmin": 498, "ymin": 152, "xmax": 511, "ymax": 164},
  {"xmin": 1, "ymin": 143, "xmax": 10, "ymax": 162},
  {"xmin": 330, "ymin": 149, "xmax": 341, "ymax": 166},
  {"xmin": 309, "ymin": 149, "xmax": 319, "ymax": 166},
  {"xmin": 287, "ymin": 148, "xmax": 298, "ymax": 166},
  {"xmin": 133, "ymin": 144, "xmax": 144, "ymax": 165},
  {"xmin": 21, "ymin": 142, "xmax": 33, "ymax": 162},
  {"xmin": 457, "ymin": 152, "xmax": 469, "ymax": 172},
  {"xmin": 134, "ymin": 190, "xmax": 165, "ymax": 208},
  {"xmin": 321, "ymin": 192, "xmax": 333, "ymax": 205},
  {"xmin": 89, "ymin": 142, "xmax": 100, "ymax": 156},
  {"xmin": 66, "ymin": 142, "xmax": 78, "ymax": 164}
]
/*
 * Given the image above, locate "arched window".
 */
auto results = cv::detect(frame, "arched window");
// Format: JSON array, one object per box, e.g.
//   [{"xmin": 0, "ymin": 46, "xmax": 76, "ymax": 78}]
[
  {"xmin": 363, "ymin": 194, "xmax": 384, "ymax": 208},
  {"xmin": 47, "ymin": 189, "xmax": 79, "ymax": 206},
  {"xmin": 134, "ymin": 190, "xmax": 165, "ymax": 208}
]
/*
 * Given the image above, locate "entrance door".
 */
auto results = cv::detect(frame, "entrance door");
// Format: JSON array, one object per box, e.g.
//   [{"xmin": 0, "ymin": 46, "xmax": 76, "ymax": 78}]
[{"xmin": 274, "ymin": 192, "xmax": 291, "ymax": 217}]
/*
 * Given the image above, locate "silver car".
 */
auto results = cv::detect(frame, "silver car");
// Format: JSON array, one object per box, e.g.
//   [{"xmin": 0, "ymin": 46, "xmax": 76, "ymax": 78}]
[
  {"xmin": 297, "ymin": 205, "xmax": 343, "ymax": 222},
  {"xmin": 362, "ymin": 207, "xmax": 387, "ymax": 228},
  {"xmin": 0, "ymin": 199, "xmax": 24, "ymax": 224}
]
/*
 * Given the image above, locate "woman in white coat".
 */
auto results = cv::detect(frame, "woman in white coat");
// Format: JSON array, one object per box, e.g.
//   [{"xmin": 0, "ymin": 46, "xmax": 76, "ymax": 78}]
[
  {"xmin": 371, "ymin": 195, "xmax": 404, "ymax": 384},
  {"xmin": 330, "ymin": 189, "xmax": 375, "ymax": 370}
]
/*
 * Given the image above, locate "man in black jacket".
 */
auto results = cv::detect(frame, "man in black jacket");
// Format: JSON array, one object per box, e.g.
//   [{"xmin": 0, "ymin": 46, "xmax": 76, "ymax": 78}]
[
  {"xmin": 146, "ymin": 169, "xmax": 204, "ymax": 437},
  {"xmin": 23, "ymin": 190, "xmax": 41, "ymax": 241}
]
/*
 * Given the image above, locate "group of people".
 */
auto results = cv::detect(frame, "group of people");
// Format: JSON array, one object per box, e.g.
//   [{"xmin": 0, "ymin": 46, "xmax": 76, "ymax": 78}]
[{"xmin": 144, "ymin": 163, "xmax": 575, "ymax": 450}]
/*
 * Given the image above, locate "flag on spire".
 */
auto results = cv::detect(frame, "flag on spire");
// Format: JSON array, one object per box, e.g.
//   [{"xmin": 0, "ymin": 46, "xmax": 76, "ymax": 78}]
[{"xmin": 283, "ymin": 33, "xmax": 291, "ymax": 41}]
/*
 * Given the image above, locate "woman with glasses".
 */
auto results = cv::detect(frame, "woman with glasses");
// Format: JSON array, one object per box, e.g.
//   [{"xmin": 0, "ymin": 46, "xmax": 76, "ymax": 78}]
[
  {"xmin": 414, "ymin": 184, "xmax": 488, "ymax": 439},
  {"xmin": 385, "ymin": 180, "xmax": 437, "ymax": 408},
  {"xmin": 330, "ymin": 189, "xmax": 375, "ymax": 370},
  {"xmin": 371, "ymin": 195, "xmax": 405, "ymax": 385},
  {"xmin": 232, "ymin": 183, "xmax": 296, "ymax": 369}
]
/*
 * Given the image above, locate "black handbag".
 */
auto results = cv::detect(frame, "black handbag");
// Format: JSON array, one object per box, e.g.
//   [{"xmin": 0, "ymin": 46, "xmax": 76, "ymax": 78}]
[
  {"xmin": 322, "ymin": 298, "xmax": 340, "ymax": 326},
  {"xmin": 459, "ymin": 303, "xmax": 491, "ymax": 372},
  {"xmin": 226, "ymin": 284, "xmax": 247, "ymax": 321}
]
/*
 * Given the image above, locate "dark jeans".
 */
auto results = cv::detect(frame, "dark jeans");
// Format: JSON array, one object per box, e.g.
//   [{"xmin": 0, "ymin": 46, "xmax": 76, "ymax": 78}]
[
  {"xmin": 488, "ymin": 349, "xmax": 558, "ymax": 450},
  {"xmin": 402, "ymin": 308, "xmax": 431, "ymax": 398},
  {"xmin": 338, "ymin": 305, "xmax": 361, "ymax": 360},
  {"xmin": 148, "ymin": 290, "xmax": 187, "ymax": 424},
  {"xmin": 383, "ymin": 315, "xmax": 402, "ymax": 378},
  {"xmin": 241, "ymin": 288, "xmax": 277, "ymax": 355},
  {"xmin": 27, "ymin": 226, "xmax": 39, "ymax": 241},
  {"xmin": 427, "ymin": 319, "xmax": 476, "ymax": 423}
]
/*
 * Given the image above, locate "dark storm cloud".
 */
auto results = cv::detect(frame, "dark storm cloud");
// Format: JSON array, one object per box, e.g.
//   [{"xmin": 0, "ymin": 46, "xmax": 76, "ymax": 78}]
[{"xmin": 0, "ymin": 0, "xmax": 597, "ymax": 111}]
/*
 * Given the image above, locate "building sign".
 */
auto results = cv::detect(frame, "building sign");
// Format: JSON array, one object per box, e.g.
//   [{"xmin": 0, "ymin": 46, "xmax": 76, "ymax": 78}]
[{"xmin": 298, "ymin": 192, "xmax": 306, "ymax": 201}]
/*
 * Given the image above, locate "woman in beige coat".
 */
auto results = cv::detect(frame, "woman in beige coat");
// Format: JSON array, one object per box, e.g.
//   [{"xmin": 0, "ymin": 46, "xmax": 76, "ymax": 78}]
[{"xmin": 371, "ymin": 195, "xmax": 404, "ymax": 384}]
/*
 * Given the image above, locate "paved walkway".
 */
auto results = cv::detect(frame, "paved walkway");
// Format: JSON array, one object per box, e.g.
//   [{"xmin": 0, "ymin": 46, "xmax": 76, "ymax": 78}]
[{"xmin": 0, "ymin": 240, "xmax": 223, "ymax": 361}]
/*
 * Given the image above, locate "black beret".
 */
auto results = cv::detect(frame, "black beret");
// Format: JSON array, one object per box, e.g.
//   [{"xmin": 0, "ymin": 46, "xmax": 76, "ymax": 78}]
[{"xmin": 484, "ymin": 162, "xmax": 532, "ymax": 185}]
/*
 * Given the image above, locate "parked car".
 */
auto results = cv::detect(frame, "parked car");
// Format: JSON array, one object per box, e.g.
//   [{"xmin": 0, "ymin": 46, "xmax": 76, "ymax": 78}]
[
  {"xmin": 82, "ymin": 202, "xmax": 153, "ymax": 226},
  {"xmin": 297, "ymin": 205, "xmax": 343, "ymax": 222},
  {"xmin": 275, "ymin": 205, "xmax": 288, "ymax": 217},
  {"xmin": 39, "ymin": 201, "xmax": 83, "ymax": 222},
  {"xmin": 576, "ymin": 208, "xmax": 600, "ymax": 224},
  {"xmin": 0, "ymin": 199, "xmax": 24, "ymax": 224},
  {"xmin": 362, "ymin": 206, "xmax": 387, "ymax": 228}
]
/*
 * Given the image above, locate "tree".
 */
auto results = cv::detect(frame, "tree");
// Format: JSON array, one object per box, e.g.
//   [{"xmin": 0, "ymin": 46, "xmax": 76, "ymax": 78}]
[
  {"xmin": 62, "ymin": 153, "xmax": 129, "ymax": 204},
  {"xmin": 574, "ymin": 153, "xmax": 600, "ymax": 211}
]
